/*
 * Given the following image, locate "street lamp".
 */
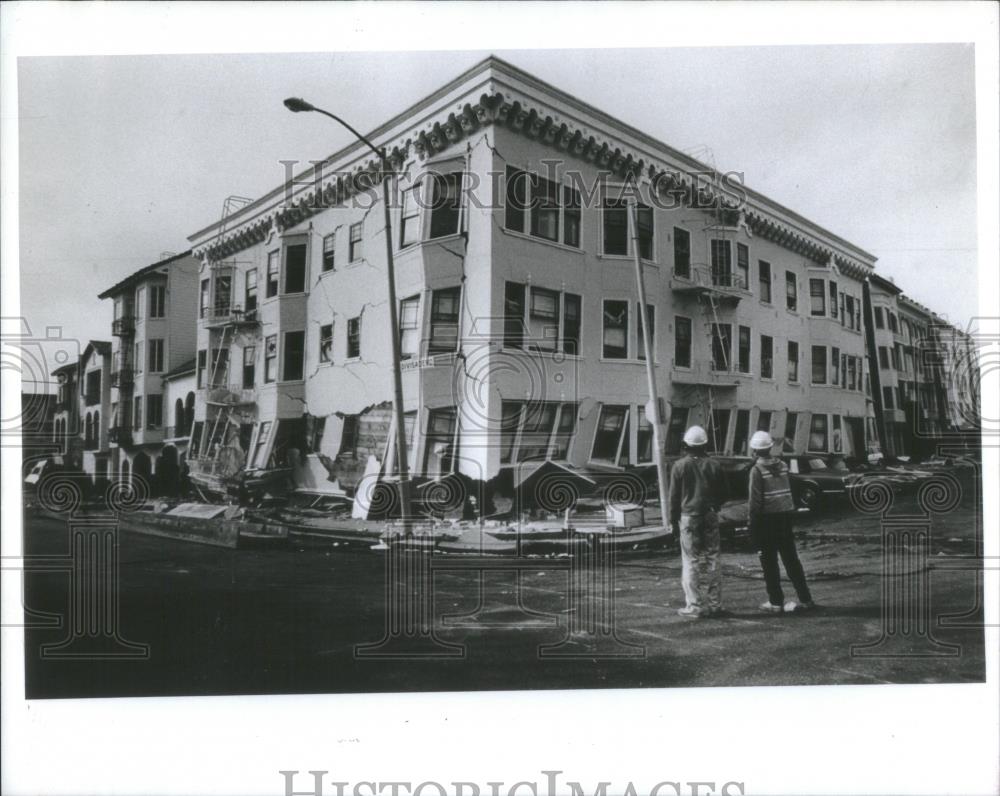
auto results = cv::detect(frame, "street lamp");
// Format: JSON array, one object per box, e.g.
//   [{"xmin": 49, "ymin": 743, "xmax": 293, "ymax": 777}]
[{"xmin": 284, "ymin": 97, "xmax": 413, "ymax": 536}]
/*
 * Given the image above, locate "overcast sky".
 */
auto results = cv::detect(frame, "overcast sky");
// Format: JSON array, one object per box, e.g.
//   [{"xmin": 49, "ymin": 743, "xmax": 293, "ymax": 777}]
[{"xmin": 17, "ymin": 45, "xmax": 978, "ymax": 352}]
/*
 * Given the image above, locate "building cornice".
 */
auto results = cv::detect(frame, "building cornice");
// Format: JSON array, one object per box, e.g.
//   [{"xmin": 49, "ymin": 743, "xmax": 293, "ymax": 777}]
[{"xmin": 190, "ymin": 56, "xmax": 877, "ymax": 274}]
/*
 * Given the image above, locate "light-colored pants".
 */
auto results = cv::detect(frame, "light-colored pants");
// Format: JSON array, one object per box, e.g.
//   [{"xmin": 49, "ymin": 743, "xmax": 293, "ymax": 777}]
[{"xmin": 680, "ymin": 512, "xmax": 721, "ymax": 612}]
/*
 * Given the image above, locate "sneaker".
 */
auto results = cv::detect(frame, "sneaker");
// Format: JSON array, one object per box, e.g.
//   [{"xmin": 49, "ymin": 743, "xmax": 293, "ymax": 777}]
[
  {"xmin": 759, "ymin": 601, "xmax": 784, "ymax": 613},
  {"xmin": 785, "ymin": 600, "xmax": 817, "ymax": 613},
  {"xmin": 677, "ymin": 606, "xmax": 703, "ymax": 619}
]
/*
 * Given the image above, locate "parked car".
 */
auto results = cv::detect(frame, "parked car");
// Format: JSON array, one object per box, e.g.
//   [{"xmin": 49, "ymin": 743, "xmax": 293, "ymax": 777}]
[{"xmin": 782, "ymin": 454, "xmax": 857, "ymax": 508}]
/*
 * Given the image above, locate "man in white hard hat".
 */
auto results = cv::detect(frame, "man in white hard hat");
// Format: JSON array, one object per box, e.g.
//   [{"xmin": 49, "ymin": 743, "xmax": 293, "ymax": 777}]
[
  {"xmin": 747, "ymin": 430, "xmax": 815, "ymax": 613},
  {"xmin": 668, "ymin": 424, "xmax": 726, "ymax": 618}
]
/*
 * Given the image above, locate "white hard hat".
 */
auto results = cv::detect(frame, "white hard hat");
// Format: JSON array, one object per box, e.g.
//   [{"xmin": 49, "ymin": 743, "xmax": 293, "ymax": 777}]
[
  {"xmin": 749, "ymin": 430, "xmax": 774, "ymax": 451},
  {"xmin": 683, "ymin": 425, "xmax": 709, "ymax": 447}
]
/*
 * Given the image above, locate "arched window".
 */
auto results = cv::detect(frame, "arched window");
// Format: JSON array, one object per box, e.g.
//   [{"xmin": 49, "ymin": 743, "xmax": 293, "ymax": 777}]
[
  {"xmin": 174, "ymin": 399, "xmax": 184, "ymax": 434},
  {"xmin": 184, "ymin": 392, "xmax": 195, "ymax": 433}
]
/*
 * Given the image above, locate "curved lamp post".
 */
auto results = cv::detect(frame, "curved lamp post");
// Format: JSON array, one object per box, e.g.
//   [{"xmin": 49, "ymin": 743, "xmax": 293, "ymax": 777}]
[{"xmin": 284, "ymin": 97, "xmax": 412, "ymax": 536}]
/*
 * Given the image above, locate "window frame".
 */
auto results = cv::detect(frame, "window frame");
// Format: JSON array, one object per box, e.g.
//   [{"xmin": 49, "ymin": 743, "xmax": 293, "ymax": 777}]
[
  {"xmin": 346, "ymin": 316, "xmax": 362, "ymax": 360},
  {"xmin": 319, "ymin": 324, "xmax": 334, "ymax": 364},
  {"xmin": 348, "ymin": 222, "xmax": 363, "ymax": 263},
  {"xmin": 264, "ymin": 334, "xmax": 278, "ymax": 384},
  {"xmin": 674, "ymin": 315, "xmax": 693, "ymax": 369},
  {"xmin": 811, "ymin": 345, "xmax": 828, "ymax": 385},
  {"xmin": 322, "ymin": 232, "xmax": 337, "ymax": 271},
  {"xmin": 281, "ymin": 330, "xmax": 305, "ymax": 382},
  {"xmin": 602, "ymin": 299, "xmax": 630, "ymax": 360},
  {"xmin": 266, "ymin": 251, "xmax": 280, "ymax": 298},
  {"xmin": 673, "ymin": 227, "xmax": 691, "ymax": 278},
  {"xmin": 758, "ymin": 260, "xmax": 772, "ymax": 303},
  {"xmin": 785, "ymin": 271, "xmax": 798, "ymax": 312}
]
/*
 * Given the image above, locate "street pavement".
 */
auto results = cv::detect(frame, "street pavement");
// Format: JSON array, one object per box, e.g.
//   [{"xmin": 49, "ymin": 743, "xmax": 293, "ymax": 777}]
[{"xmin": 21, "ymin": 475, "xmax": 985, "ymax": 698}]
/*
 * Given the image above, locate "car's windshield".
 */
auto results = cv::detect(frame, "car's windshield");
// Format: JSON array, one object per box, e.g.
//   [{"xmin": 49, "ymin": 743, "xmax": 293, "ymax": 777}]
[{"xmin": 808, "ymin": 458, "xmax": 828, "ymax": 470}]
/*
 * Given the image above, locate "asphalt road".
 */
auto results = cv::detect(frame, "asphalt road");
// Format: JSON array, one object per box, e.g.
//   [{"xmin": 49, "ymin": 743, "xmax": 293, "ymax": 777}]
[{"xmin": 21, "ymin": 477, "xmax": 985, "ymax": 698}]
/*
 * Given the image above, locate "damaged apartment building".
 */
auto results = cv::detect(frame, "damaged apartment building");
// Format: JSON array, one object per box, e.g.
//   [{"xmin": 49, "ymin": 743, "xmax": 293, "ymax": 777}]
[{"xmin": 180, "ymin": 55, "xmax": 886, "ymax": 506}]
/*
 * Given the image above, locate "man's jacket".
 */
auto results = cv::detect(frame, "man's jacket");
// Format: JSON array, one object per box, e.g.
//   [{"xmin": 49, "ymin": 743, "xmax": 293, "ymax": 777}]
[
  {"xmin": 668, "ymin": 452, "xmax": 725, "ymax": 524},
  {"xmin": 748, "ymin": 456, "xmax": 796, "ymax": 521}
]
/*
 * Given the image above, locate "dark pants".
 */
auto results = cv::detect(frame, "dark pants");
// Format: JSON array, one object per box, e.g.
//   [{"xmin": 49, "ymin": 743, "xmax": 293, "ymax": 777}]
[{"xmin": 750, "ymin": 514, "xmax": 812, "ymax": 606}]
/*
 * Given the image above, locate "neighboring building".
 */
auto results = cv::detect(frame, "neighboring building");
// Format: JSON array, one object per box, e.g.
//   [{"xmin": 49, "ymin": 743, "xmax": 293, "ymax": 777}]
[
  {"xmin": 185, "ymin": 55, "xmax": 878, "ymax": 501},
  {"xmin": 78, "ymin": 340, "xmax": 112, "ymax": 485},
  {"xmin": 50, "ymin": 360, "xmax": 81, "ymax": 465},
  {"xmin": 161, "ymin": 358, "xmax": 197, "ymax": 494},
  {"xmin": 97, "ymin": 251, "xmax": 200, "ymax": 493},
  {"xmin": 934, "ymin": 319, "xmax": 981, "ymax": 435}
]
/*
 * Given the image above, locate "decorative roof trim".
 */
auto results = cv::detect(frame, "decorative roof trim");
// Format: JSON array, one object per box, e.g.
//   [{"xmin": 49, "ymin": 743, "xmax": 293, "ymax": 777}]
[{"xmin": 191, "ymin": 57, "xmax": 877, "ymax": 271}]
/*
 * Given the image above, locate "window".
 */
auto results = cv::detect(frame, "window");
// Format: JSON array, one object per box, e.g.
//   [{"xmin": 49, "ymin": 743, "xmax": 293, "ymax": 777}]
[
  {"xmin": 637, "ymin": 304, "xmax": 655, "ymax": 361},
  {"xmin": 264, "ymin": 335, "xmax": 278, "ymax": 383},
  {"xmin": 848, "ymin": 356, "xmax": 858, "ymax": 391},
  {"xmin": 424, "ymin": 408, "xmax": 458, "ymax": 477},
  {"xmin": 517, "ymin": 403, "xmax": 559, "ymax": 462},
  {"xmin": 347, "ymin": 317, "xmax": 361, "ymax": 359},
  {"xmin": 602, "ymin": 199, "xmax": 627, "ymax": 256},
  {"xmin": 133, "ymin": 341, "xmax": 142, "ymax": 373},
  {"xmin": 135, "ymin": 286, "xmax": 145, "ymax": 320},
  {"xmin": 251, "ymin": 421, "xmax": 272, "ymax": 467},
  {"xmin": 757, "ymin": 410, "xmax": 773, "ymax": 433},
  {"xmin": 783, "ymin": 412, "xmax": 798, "ymax": 453},
  {"xmin": 811, "ymin": 346, "xmax": 827, "ymax": 384},
  {"xmin": 284, "ymin": 244, "xmax": 307, "ymax": 294},
  {"xmin": 503, "ymin": 282, "xmax": 526, "ymax": 349},
  {"xmin": 888, "ymin": 312, "xmax": 898, "ymax": 333},
  {"xmin": 787, "ymin": 340, "xmax": 798, "ymax": 382},
  {"xmin": 810, "ymin": 278, "xmax": 826, "ymax": 316},
  {"xmin": 322, "ymin": 233, "xmax": 336, "ymax": 271},
  {"xmin": 242, "ymin": 346, "xmax": 256, "ymax": 388},
  {"xmin": 708, "ymin": 409, "xmax": 730, "ymax": 453},
  {"xmin": 737, "ymin": 325, "xmax": 751, "ymax": 373},
  {"xmin": 675, "ymin": 316, "xmax": 692, "ymax": 368},
  {"xmin": 808, "ymin": 414, "xmax": 828, "ymax": 452},
  {"xmin": 673, "ymin": 227, "xmax": 691, "ymax": 278},
  {"xmin": 758, "ymin": 261, "xmax": 772, "ymax": 303},
  {"xmin": 85, "ymin": 370, "xmax": 102, "ymax": 405},
  {"xmin": 874, "ymin": 306, "xmax": 884, "ymax": 329},
  {"xmin": 266, "ymin": 251, "xmax": 279, "ymax": 297},
  {"xmin": 550, "ymin": 403, "xmax": 577, "ymax": 460},
  {"xmin": 318, "ymin": 324, "xmax": 334, "ymax": 364},
  {"xmin": 349, "ymin": 222, "xmax": 362, "ymax": 262},
  {"xmin": 148, "ymin": 338, "xmax": 164, "ymax": 373},
  {"xmin": 398, "ymin": 298, "xmax": 419, "ymax": 359},
  {"xmin": 603, "ymin": 300, "xmax": 629, "ymax": 359},
  {"xmin": 785, "ymin": 271, "xmax": 798, "ymax": 311},
  {"xmin": 530, "ymin": 174, "xmax": 560, "ymax": 242},
  {"xmin": 499, "ymin": 401, "xmax": 522, "ymax": 464},
  {"xmin": 666, "ymin": 406, "xmax": 690, "ymax": 454},
  {"xmin": 208, "ymin": 348, "xmax": 228, "ymax": 387},
  {"xmin": 761, "ymin": 334, "xmax": 774, "ymax": 379},
  {"xmin": 829, "ymin": 282, "xmax": 838, "ymax": 319},
  {"xmin": 282, "ymin": 331, "xmax": 305, "ymax": 381},
  {"xmin": 133, "ymin": 396, "xmax": 143, "ymax": 430},
  {"xmin": 879, "ymin": 346, "xmax": 890, "ymax": 369},
  {"xmin": 399, "ymin": 184, "xmax": 421, "ymax": 248},
  {"xmin": 196, "ymin": 349, "xmax": 207, "ymax": 389},
  {"xmin": 245, "ymin": 269, "xmax": 258, "ymax": 314},
  {"xmin": 213, "ymin": 273, "xmax": 231, "ymax": 317},
  {"xmin": 831, "ymin": 346, "xmax": 841, "ymax": 385},
  {"xmin": 832, "ymin": 415, "xmax": 843, "ymax": 453},
  {"xmin": 891, "ymin": 344, "xmax": 901, "ymax": 371},
  {"xmin": 711, "ymin": 323, "xmax": 732, "ymax": 371},
  {"xmin": 429, "ymin": 287, "xmax": 461, "ymax": 353},
  {"xmin": 149, "ymin": 285, "xmax": 166, "ymax": 318},
  {"xmin": 146, "ymin": 394, "xmax": 162, "ymax": 430},
  {"xmin": 562, "ymin": 293, "xmax": 581, "ymax": 355},
  {"xmin": 591, "ymin": 404, "xmax": 629, "ymax": 464},
  {"xmin": 882, "ymin": 386, "xmax": 894, "ymax": 410},
  {"xmin": 528, "ymin": 287, "xmax": 560, "ymax": 352},
  {"xmin": 200, "ymin": 279, "xmax": 210, "ymax": 318},
  {"xmin": 636, "ymin": 408, "xmax": 654, "ymax": 463},
  {"xmin": 337, "ymin": 416, "xmax": 359, "ymax": 458},
  {"xmin": 430, "ymin": 172, "xmax": 462, "ymax": 239},
  {"xmin": 503, "ymin": 168, "xmax": 581, "ymax": 247},
  {"xmin": 839, "ymin": 293, "xmax": 846, "ymax": 325},
  {"xmin": 845, "ymin": 295, "xmax": 856, "ymax": 330},
  {"xmin": 736, "ymin": 243, "xmax": 749, "ymax": 290},
  {"xmin": 504, "ymin": 167, "xmax": 528, "ymax": 233},
  {"xmin": 602, "ymin": 199, "xmax": 653, "ymax": 258},
  {"xmin": 563, "ymin": 185, "xmax": 581, "ymax": 249},
  {"xmin": 710, "ymin": 239, "xmax": 732, "ymax": 286},
  {"xmin": 733, "ymin": 409, "xmax": 751, "ymax": 456}
]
